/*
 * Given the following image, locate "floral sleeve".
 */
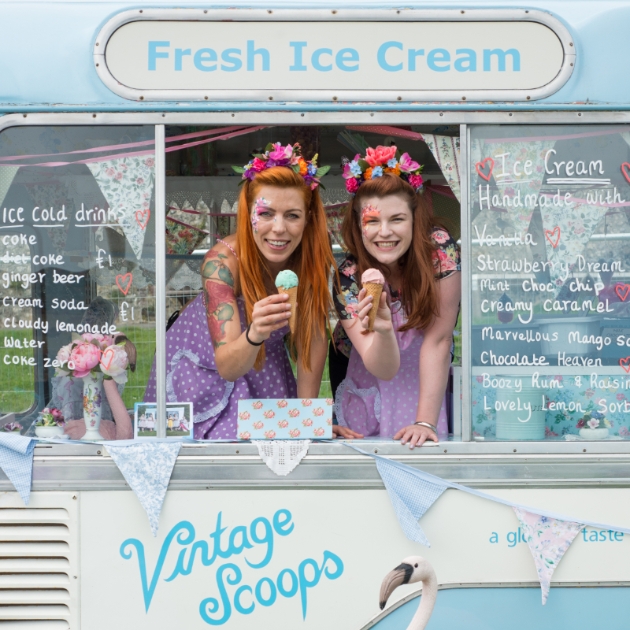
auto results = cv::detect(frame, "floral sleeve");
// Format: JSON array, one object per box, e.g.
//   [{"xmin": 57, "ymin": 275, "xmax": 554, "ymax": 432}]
[
  {"xmin": 333, "ymin": 256, "xmax": 361, "ymax": 320},
  {"xmin": 431, "ymin": 228, "xmax": 461, "ymax": 280}
]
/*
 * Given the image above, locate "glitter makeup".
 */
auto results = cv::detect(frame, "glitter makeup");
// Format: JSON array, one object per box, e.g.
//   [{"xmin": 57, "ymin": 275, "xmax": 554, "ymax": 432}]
[
  {"xmin": 361, "ymin": 204, "xmax": 380, "ymax": 235},
  {"xmin": 251, "ymin": 197, "xmax": 269, "ymax": 233}
]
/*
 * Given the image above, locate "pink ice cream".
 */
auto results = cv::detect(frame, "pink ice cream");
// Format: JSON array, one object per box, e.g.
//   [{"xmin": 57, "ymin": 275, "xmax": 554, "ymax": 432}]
[{"xmin": 361, "ymin": 268, "xmax": 385, "ymax": 285}]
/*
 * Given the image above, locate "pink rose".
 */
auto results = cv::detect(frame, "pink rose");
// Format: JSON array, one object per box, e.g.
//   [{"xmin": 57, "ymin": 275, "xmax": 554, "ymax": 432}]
[
  {"xmin": 115, "ymin": 172, "xmax": 123, "ymax": 180},
  {"xmin": 251, "ymin": 157, "xmax": 267, "ymax": 172},
  {"xmin": 264, "ymin": 430, "xmax": 276, "ymax": 439},
  {"xmin": 288, "ymin": 409, "xmax": 300, "ymax": 417},
  {"xmin": 313, "ymin": 427, "xmax": 325, "ymax": 437},
  {"xmin": 301, "ymin": 399, "xmax": 312, "ymax": 407},
  {"xmin": 106, "ymin": 168, "xmax": 115, "ymax": 177},
  {"xmin": 399, "ymin": 152, "xmax": 420, "ymax": 173},
  {"xmin": 263, "ymin": 410, "xmax": 275, "ymax": 419},
  {"xmin": 69, "ymin": 342, "xmax": 101, "ymax": 378},
  {"xmin": 239, "ymin": 411, "xmax": 251, "ymax": 420},
  {"xmin": 302, "ymin": 419, "xmax": 313, "ymax": 427},
  {"xmin": 252, "ymin": 401, "xmax": 263, "ymax": 409},
  {"xmin": 313, "ymin": 407, "xmax": 325, "ymax": 416},
  {"xmin": 239, "ymin": 431, "xmax": 251, "ymax": 440},
  {"xmin": 432, "ymin": 230, "xmax": 449, "ymax": 244},
  {"xmin": 56, "ymin": 343, "xmax": 73, "ymax": 373},
  {"xmin": 145, "ymin": 158, "xmax": 155, "ymax": 167},
  {"xmin": 136, "ymin": 177, "xmax": 144, "ymax": 185},
  {"xmin": 100, "ymin": 344, "xmax": 129, "ymax": 384},
  {"xmin": 289, "ymin": 429, "xmax": 301, "ymax": 438},
  {"xmin": 268, "ymin": 143, "xmax": 293, "ymax": 162},
  {"xmin": 407, "ymin": 174, "xmax": 424, "ymax": 190},
  {"xmin": 253, "ymin": 421, "xmax": 264, "ymax": 430},
  {"xmin": 278, "ymin": 420, "xmax": 289, "ymax": 428},
  {"xmin": 365, "ymin": 146, "xmax": 397, "ymax": 167},
  {"xmin": 345, "ymin": 178, "xmax": 360, "ymax": 194},
  {"xmin": 325, "ymin": 398, "xmax": 334, "ymax": 406},
  {"xmin": 277, "ymin": 400, "xmax": 288, "ymax": 408}
]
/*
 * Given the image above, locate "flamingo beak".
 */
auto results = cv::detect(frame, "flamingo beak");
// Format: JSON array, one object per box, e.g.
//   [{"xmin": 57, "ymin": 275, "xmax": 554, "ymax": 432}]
[{"xmin": 379, "ymin": 562, "xmax": 414, "ymax": 610}]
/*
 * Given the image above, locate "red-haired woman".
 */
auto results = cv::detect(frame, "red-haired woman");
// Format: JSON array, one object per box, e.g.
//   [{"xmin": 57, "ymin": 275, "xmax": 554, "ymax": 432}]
[
  {"xmin": 331, "ymin": 146, "xmax": 461, "ymax": 448},
  {"xmin": 145, "ymin": 143, "xmax": 339, "ymax": 440}
]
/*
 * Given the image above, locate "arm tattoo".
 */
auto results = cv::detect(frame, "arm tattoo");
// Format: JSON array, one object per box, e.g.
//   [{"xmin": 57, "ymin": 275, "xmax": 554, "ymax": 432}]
[{"xmin": 202, "ymin": 251, "xmax": 236, "ymax": 349}]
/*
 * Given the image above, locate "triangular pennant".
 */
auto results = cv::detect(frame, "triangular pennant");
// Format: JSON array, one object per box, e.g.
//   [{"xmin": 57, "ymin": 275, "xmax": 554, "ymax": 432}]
[
  {"xmin": 539, "ymin": 193, "xmax": 609, "ymax": 293},
  {"xmin": 376, "ymin": 457, "xmax": 447, "ymax": 546},
  {"xmin": 0, "ymin": 166, "xmax": 18, "ymax": 206},
  {"xmin": 87, "ymin": 156, "xmax": 155, "ymax": 260},
  {"xmin": 0, "ymin": 433, "xmax": 35, "ymax": 505},
  {"xmin": 108, "ymin": 442, "xmax": 181, "ymax": 536},
  {"xmin": 422, "ymin": 134, "xmax": 461, "ymax": 202},
  {"xmin": 513, "ymin": 507, "xmax": 582, "ymax": 604}
]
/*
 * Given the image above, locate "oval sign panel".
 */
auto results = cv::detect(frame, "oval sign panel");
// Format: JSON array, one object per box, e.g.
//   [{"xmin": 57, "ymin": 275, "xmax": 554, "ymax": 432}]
[{"xmin": 95, "ymin": 8, "xmax": 575, "ymax": 102}]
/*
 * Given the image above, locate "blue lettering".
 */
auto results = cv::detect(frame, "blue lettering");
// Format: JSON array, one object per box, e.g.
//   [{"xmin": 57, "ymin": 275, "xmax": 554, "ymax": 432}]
[
  {"xmin": 377, "ymin": 41, "xmax": 403, "ymax": 72},
  {"xmin": 483, "ymin": 48, "xmax": 520, "ymax": 71},
  {"xmin": 221, "ymin": 48, "xmax": 242, "ymax": 72},
  {"xmin": 255, "ymin": 577, "xmax": 277, "ymax": 607},
  {"xmin": 194, "ymin": 48, "xmax": 217, "ymax": 72},
  {"xmin": 175, "ymin": 48, "xmax": 191, "ymax": 71},
  {"xmin": 234, "ymin": 585, "xmax": 254, "ymax": 615},
  {"xmin": 336, "ymin": 48, "xmax": 359, "ymax": 71},
  {"xmin": 247, "ymin": 41, "xmax": 270, "ymax": 71},
  {"xmin": 427, "ymin": 48, "xmax": 451, "ymax": 72},
  {"xmin": 199, "ymin": 563, "xmax": 240, "ymax": 625},
  {"xmin": 227, "ymin": 525, "xmax": 253, "ymax": 556},
  {"xmin": 148, "ymin": 41, "xmax": 170, "ymax": 71},
  {"xmin": 455, "ymin": 48, "xmax": 477, "ymax": 72},
  {"xmin": 408, "ymin": 48, "xmax": 425, "ymax": 71},
  {"xmin": 273, "ymin": 509, "xmax": 294, "ymax": 536},
  {"xmin": 312, "ymin": 48, "xmax": 333, "ymax": 72},
  {"xmin": 289, "ymin": 42, "xmax": 308, "ymax": 71},
  {"xmin": 246, "ymin": 516, "xmax": 274, "ymax": 569},
  {"xmin": 277, "ymin": 568, "xmax": 299, "ymax": 598}
]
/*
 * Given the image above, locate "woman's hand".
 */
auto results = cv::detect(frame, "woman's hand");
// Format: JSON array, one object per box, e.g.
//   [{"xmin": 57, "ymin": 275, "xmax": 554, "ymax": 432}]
[
  {"xmin": 333, "ymin": 425, "xmax": 364, "ymax": 439},
  {"xmin": 393, "ymin": 423, "xmax": 438, "ymax": 449},
  {"xmin": 356, "ymin": 288, "xmax": 392, "ymax": 334},
  {"xmin": 248, "ymin": 293, "xmax": 292, "ymax": 343}
]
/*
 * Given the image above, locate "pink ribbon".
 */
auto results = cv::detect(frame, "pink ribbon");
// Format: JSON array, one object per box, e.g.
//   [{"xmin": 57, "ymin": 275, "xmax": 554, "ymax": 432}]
[{"xmin": 345, "ymin": 125, "xmax": 424, "ymax": 141}]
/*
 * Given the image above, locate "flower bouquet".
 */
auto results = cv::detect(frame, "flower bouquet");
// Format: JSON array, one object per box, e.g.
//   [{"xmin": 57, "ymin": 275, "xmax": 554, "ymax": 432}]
[
  {"xmin": 576, "ymin": 411, "xmax": 611, "ymax": 440},
  {"xmin": 55, "ymin": 333, "xmax": 129, "ymax": 441},
  {"xmin": 35, "ymin": 407, "xmax": 65, "ymax": 438}
]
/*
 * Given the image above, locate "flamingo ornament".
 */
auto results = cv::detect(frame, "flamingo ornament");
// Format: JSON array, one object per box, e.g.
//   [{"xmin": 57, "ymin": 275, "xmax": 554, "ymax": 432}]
[{"xmin": 379, "ymin": 556, "xmax": 437, "ymax": 630}]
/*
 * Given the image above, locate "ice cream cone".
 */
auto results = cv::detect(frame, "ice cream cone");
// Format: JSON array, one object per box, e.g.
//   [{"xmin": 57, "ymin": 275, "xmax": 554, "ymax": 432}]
[
  {"xmin": 364, "ymin": 283, "xmax": 383, "ymax": 331},
  {"xmin": 278, "ymin": 286, "xmax": 298, "ymax": 335}
]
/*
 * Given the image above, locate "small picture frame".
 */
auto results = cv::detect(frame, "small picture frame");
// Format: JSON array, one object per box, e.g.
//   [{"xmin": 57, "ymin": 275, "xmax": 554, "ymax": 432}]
[{"xmin": 134, "ymin": 402, "xmax": 193, "ymax": 439}]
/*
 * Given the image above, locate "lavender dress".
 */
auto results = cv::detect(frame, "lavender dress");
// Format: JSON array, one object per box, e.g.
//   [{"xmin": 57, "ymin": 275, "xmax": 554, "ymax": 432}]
[{"xmin": 144, "ymin": 293, "xmax": 296, "ymax": 439}]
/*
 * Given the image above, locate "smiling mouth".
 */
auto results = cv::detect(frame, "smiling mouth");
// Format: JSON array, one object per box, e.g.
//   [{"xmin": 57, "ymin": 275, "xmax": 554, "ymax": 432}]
[
  {"xmin": 375, "ymin": 241, "xmax": 399, "ymax": 250},
  {"xmin": 265, "ymin": 239, "xmax": 291, "ymax": 250}
]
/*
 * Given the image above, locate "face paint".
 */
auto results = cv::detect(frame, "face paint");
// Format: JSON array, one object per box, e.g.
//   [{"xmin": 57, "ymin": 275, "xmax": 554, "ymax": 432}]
[
  {"xmin": 251, "ymin": 197, "xmax": 269, "ymax": 233},
  {"xmin": 361, "ymin": 203, "xmax": 380, "ymax": 236}
]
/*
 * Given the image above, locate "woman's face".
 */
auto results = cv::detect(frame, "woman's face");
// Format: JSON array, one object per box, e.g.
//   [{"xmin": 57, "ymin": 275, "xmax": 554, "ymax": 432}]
[
  {"xmin": 359, "ymin": 194, "xmax": 413, "ymax": 267},
  {"xmin": 250, "ymin": 185, "xmax": 307, "ymax": 265}
]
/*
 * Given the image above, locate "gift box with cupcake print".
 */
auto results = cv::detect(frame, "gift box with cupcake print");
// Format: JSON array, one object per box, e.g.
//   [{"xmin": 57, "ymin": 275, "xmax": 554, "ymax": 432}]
[{"xmin": 237, "ymin": 398, "xmax": 333, "ymax": 440}]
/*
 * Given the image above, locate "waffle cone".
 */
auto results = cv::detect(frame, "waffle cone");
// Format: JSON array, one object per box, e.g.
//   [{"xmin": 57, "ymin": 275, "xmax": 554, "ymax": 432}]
[
  {"xmin": 278, "ymin": 286, "xmax": 298, "ymax": 335},
  {"xmin": 364, "ymin": 283, "xmax": 384, "ymax": 331}
]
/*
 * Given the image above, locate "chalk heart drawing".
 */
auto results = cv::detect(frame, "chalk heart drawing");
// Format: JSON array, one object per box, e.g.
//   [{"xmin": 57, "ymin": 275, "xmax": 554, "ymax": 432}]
[
  {"xmin": 621, "ymin": 163, "xmax": 630, "ymax": 185},
  {"xmin": 475, "ymin": 157, "xmax": 494, "ymax": 181},
  {"xmin": 620, "ymin": 357, "xmax": 630, "ymax": 373},
  {"xmin": 135, "ymin": 208, "xmax": 150, "ymax": 230},
  {"xmin": 545, "ymin": 226, "xmax": 561, "ymax": 248},
  {"xmin": 100, "ymin": 348, "xmax": 115, "ymax": 370},
  {"xmin": 115, "ymin": 273, "xmax": 133, "ymax": 296},
  {"xmin": 615, "ymin": 283, "xmax": 630, "ymax": 302}
]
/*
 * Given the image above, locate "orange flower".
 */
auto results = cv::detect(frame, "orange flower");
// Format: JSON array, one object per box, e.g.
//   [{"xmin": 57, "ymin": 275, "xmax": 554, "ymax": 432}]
[
  {"xmin": 298, "ymin": 158, "xmax": 308, "ymax": 175},
  {"xmin": 385, "ymin": 165, "xmax": 401, "ymax": 176},
  {"xmin": 364, "ymin": 167, "xmax": 373, "ymax": 180}
]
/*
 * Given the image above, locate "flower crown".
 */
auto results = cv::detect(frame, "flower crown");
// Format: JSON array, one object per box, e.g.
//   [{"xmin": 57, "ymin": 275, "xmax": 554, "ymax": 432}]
[
  {"xmin": 232, "ymin": 142, "xmax": 330, "ymax": 190},
  {"xmin": 342, "ymin": 145, "xmax": 424, "ymax": 195}
]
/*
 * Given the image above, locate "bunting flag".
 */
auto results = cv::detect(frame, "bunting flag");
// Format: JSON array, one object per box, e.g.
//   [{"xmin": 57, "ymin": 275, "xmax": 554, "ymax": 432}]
[
  {"xmin": 422, "ymin": 134, "xmax": 461, "ymax": 202},
  {"xmin": 0, "ymin": 433, "xmax": 35, "ymax": 505},
  {"xmin": 0, "ymin": 166, "xmax": 18, "ymax": 207},
  {"xmin": 513, "ymin": 507, "xmax": 583, "ymax": 604},
  {"xmin": 375, "ymin": 457, "xmax": 448, "ymax": 547},
  {"xmin": 87, "ymin": 155, "xmax": 155, "ymax": 260},
  {"xmin": 107, "ymin": 441, "xmax": 181, "ymax": 536}
]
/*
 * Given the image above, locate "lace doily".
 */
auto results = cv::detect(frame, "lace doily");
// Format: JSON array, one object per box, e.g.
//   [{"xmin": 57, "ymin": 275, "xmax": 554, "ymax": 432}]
[{"xmin": 255, "ymin": 440, "xmax": 311, "ymax": 476}]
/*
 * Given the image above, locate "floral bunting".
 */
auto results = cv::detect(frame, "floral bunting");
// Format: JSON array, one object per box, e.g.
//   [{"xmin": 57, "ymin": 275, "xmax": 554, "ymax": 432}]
[
  {"xmin": 422, "ymin": 135, "xmax": 461, "ymax": 202},
  {"xmin": 87, "ymin": 156, "xmax": 155, "ymax": 260},
  {"xmin": 0, "ymin": 433, "xmax": 35, "ymax": 505},
  {"xmin": 513, "ymin": 508, "xmax": 583, "ymax": 604}
]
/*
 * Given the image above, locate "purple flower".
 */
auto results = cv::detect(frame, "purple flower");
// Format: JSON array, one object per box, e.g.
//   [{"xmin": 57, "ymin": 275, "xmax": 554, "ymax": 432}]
[{"xmin": 268, "ymin": 143, "xmax": 293, "ymax": 163}]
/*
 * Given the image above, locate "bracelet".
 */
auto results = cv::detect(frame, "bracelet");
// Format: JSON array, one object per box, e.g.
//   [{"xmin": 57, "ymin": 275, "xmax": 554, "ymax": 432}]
[
  {"xmin": 414, "ymin": 421, "xmax": 437, "ymax": 434},
  {"xmin": 245, "ymin": 324, "xmax": 264, "ymax": 347}
]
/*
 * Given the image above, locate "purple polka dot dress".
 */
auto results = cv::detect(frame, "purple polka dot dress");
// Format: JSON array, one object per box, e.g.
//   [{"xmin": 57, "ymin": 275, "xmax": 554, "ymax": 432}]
[{"xmin": 144, "ymin": 293, "xmax": 296, "ymax": 440}]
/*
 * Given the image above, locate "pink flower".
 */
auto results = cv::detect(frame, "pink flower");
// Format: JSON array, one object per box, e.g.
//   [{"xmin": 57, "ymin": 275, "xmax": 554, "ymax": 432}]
[
  {"xmin": 341, "ymin": 264, "xmax": 356, "ymax": 277},
  {"xmin": 313, "ymin": 407, "xmax": 324, "ymax": 417},
  {"xmin": 326, "ymin": 418, "xmax": 332, "ymax": 425},
  {"xmin": 252, "ymin": 401, "xmax": 263, "ymax": 409},
  {"xmin": 69, "ymin": 342, "xmax": 101, "ymax": 378},
  {"xmin": 617, "ymin": 393, "xmax": 625, "ymax": 401},
  {"xmin": 136, "ymin": 177, "xmax": 144, "ymax": 185},
  {"xmin": 325, "ymin": 398, "xmax": 334, "ymax": 406},
  {"xmin": 407, "ymin": 174, "xmax": 424, "ymax": 189},
  {"xmin": 345, "ymin": 178, "xmax": 360, "ymax": 194},
  {"xmin": 288, "ymin": 409, "xmax": 300, "ymax": 417},
  {"xmin": 253, "ymin": 421, "xmax": 264, "ymax": 430},
  {"xmin": 301, "ymin": 399, "xmax": 312, "ymax": 407},
  {"xmin": 264, "ymin": 430, "xmax": 276, "ymax": 439},
  {"xmin": 251, "ymin": 157, "xmax": 267, "ymax": 172},
  {"xmin": 269, "ymin": 143, "xmax": 293, "ymax": 162},
  {"xmin": 263, "ymin": 410, "xmax": 275, "ymax": 419},
  {"xmin": 239, "ymin": 411, "xmax": 251, "ymax": 420},
  {"xmin": 399, "ymin": 152, "xmax": 420, "ymax": 173},
  {"xmin": 100, "ymin": 344, "xmax": 129, "ymax": 384},
  {"xmin": 432, "ymin": 230, "xmax": 449, "ymax": 244},
  {"xmin": 56, "ymin": 343, "xmax": 73, "ymax": 369},
  {"xmin": 302, "ymin": 419, "xmax": 313, "ymax": 427},
  {"xmin": 106, "ymin": 168, "xmax": 115, "ymax": 177},
  {"xmin": 239, "ymin": 431, "xmax": 251, "ymax": 440},
  {"xmin": 313, "ymin": 427, "xmax": 325, "ymax": 437},
  {"xmin": 277, "ymin": 399, "xmax": 288, "ymax": 408},
  {"xmin": 278, "ymin": 420, "xmax": 289, "ymax": 428},
  {"xmin": 145, "ymin": 158, "xmax": 155, "ymax": 167},
  {"xmin": 587, "ymin": 418, "xmax": 600, "ymax": 429},
  {"xmin": 365, "ymin": 146, "xmax": 397, "ymax": 167},
  {"xmin": 619, "ymin": 426, "xmax": 630, "ymax": 436},
  {"xmin": 344, "ymin": 302, "xmax": 359, "ymax": 318},
  {"xmin": 289, "ymin": 429, "xmax": 301, "ymax": 438},
  {"xmin": 115, "ymin": 172, "xmax": 123, "ymax": 180}
]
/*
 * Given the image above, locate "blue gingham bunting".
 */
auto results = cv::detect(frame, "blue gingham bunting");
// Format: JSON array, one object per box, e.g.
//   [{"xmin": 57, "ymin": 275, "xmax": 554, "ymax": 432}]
[
  {"xmin": 375, "ymin": 457, "xmax": 448, "ymax": 547},
  {"xmin": 107, "ymin": 442, "xmax": 181, "ymax": 536},
  {"xmin": 0, "ymin": 433, "xmax": 35, "ymax": 505}
]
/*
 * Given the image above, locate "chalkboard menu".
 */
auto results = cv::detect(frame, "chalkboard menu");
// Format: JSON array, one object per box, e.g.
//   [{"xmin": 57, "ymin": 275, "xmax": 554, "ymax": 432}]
[
  {"xmin": 470, "ymin": 125, "xmax": 630, "ymax": 440},
  {"xmin": 0, "ymin": 126, "xmax": 156, "ymax": 429}
]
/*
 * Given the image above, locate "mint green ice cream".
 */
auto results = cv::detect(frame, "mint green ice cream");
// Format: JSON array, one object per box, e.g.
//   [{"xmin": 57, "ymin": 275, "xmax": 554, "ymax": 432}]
[{"xmin": 275, "ymin": 270, "xmax": 299, "ymax": 289}]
